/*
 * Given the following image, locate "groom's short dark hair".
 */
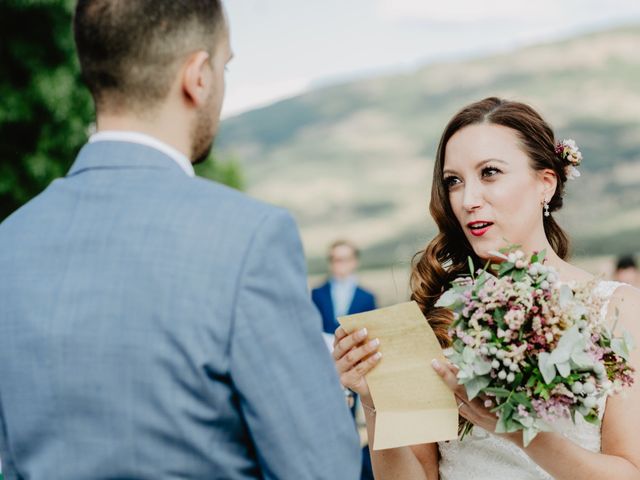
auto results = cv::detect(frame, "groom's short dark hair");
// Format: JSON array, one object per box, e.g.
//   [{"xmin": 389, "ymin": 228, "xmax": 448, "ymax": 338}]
[{"xmin": 74, "ymin": 0, "xmax": 225, "ymax": 114}]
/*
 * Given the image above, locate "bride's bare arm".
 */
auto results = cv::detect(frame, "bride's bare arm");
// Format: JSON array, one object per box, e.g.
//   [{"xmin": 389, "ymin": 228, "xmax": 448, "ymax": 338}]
[
  {"xmin": 411, "ymin": 443, "xmax": 440, "ymax": 479},
  {"xmin": 362, "ymin": 399, "xmax": 438, "ymax": 479}
]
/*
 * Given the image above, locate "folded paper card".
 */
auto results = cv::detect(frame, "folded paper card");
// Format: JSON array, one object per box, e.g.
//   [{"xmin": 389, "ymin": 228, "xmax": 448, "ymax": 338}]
[{"xmin": 339, "ymin": 301, "xmax": 458, "ymax": 450}]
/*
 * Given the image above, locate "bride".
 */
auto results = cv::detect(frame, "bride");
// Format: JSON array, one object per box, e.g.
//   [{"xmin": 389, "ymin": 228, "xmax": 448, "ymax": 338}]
[{"xmin": 333, "ymin": 97, "xmax": 640, "ymax": 479}]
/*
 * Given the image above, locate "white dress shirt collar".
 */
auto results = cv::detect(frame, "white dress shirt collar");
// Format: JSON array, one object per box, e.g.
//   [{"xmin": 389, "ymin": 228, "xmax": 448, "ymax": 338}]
[{"xmin": 89, "ymin": 130, "xmax": 195, "ymax": 177}]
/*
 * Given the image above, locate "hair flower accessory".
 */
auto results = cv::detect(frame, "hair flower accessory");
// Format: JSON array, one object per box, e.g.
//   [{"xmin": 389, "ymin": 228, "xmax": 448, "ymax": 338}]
[{"xmin": 555, "ymin": 139, "xmax": 582, "ymax": 180}]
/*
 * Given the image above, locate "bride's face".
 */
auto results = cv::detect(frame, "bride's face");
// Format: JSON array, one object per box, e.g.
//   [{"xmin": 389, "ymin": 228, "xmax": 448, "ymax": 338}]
[{"xmin": 443, "ymin": 123, "xmax": 552, "ymax": 260}]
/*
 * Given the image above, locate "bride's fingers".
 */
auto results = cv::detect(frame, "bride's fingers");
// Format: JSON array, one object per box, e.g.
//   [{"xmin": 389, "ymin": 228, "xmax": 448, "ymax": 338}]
[
  {"xmin": 444, "ymin": 360, "xmax": 460, "ymax": 375},
  {"xmin": 431, "ymin": 359, "xmax": 461, "ymax": 391},
  {"xmin": 333, "ymin": 327, "xmax": 368, "ymax": 361},
  {"xmin": 336, "ymin": 337, "xmax": 380, "ymax": 373},
  {"xmin": 455, "ymin": 394, "xmax": 467, "ymax": 407},
  {"xmin": 333, "ymin": 326, "xmax": 348, "ymax": 347},
  {"xmin": 340, "ymin": 352, "xmax": 382, "ymax": 388},
  {"xmin": 458, "ymin": 404, "xmax": 477, "ymax": 424}
]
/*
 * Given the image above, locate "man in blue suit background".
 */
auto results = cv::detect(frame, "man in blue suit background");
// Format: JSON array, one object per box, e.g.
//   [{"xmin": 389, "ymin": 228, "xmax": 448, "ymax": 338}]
[
  {"xmin": 311, "ymin": 240, "xmax": 377, "ymax": 480},
  {"xmin": 312, "ymin": 240, "xmax": 377, "ymax": 336},
  {"xmin": 0, "ymin": 2, "xmax": 360, "ymax": 479}
]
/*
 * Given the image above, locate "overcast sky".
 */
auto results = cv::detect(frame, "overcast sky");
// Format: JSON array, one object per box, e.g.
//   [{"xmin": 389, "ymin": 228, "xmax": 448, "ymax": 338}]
[{"xmin": 221, "ymin": 0, "xmax": 640, "ymax": 118}]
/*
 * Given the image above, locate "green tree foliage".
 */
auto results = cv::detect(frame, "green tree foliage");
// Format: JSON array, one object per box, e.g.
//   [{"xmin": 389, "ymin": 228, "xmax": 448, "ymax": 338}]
[
  {"xmin": 0, "ymin": 0, "xmax": 92, "ymax": 220},
  {"xmin": 195, "ymin": 154, "xmax": 245, "ymax": 191},
  {"xmin": 0, "ymin": 0, "xmax": 243, "ymax": 221}
]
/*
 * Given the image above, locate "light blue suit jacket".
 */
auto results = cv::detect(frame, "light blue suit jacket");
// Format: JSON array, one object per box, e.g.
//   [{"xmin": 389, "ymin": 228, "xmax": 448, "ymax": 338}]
[{"xmin": 0, "ymin": 141, "xmax": 360, "ymax": 479}]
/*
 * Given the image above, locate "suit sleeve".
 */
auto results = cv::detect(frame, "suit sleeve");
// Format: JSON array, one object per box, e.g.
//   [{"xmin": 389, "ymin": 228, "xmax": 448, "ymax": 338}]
[
  {"xmin": 230, "ymin": 209, "xmax": 361, "ymax": 480},
  {"xmin": 0, "ymin": 402, "xmax": 15, "ymax": 479}
]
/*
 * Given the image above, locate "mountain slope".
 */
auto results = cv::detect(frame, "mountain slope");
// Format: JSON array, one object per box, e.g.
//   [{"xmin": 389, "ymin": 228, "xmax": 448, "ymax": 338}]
[{"xmin": 217, "ymin": 25, "xmax": 640, "ymax": 269}]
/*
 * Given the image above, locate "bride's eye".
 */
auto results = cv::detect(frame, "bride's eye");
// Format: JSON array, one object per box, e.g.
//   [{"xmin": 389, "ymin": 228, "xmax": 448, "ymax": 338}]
[
  {"xmin": 481, "ymin": 166, "xmax": 502, "ymax": 178},
  {"xmin": 444, "ymin": 176, "xmax": 461, "ymax": 189}
]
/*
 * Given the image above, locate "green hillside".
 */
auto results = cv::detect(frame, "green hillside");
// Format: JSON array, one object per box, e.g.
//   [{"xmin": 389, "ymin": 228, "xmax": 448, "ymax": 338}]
[{"xmin": 217, "ymin": 25, "xmax": 640, "ymax": 270}]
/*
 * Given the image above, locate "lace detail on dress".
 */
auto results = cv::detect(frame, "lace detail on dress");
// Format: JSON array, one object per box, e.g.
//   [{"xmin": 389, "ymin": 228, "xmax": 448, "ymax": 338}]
[
  {"xmin": 595, "ymin": 280, "xmax": 625, "ymax": 323},
  {"xmin": 437, "ymin": 280, "xmax": 624, "ymax": 480}
]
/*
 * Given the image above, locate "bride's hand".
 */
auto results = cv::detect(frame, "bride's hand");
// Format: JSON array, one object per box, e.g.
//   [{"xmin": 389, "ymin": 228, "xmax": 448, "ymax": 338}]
[
  {"xmin": 432, "ymin": 359, "xmax": 511, "ymax": 437},
  {"xmin": 332, "ymin": 326, "xmax": 382, "ymax": 400}
]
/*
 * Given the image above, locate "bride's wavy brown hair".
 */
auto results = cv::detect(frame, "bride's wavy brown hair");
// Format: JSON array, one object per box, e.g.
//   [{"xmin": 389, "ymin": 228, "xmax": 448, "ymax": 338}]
[{"xmin": 411, "ymin": 97, "xmax": 571, "ymax": 347}]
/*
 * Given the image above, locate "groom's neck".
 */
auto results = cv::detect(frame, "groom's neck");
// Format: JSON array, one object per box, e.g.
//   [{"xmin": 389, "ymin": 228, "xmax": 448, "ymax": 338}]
[{"xmin": 95, "ymin": 106, "xmax": 191, "ymax": 161}]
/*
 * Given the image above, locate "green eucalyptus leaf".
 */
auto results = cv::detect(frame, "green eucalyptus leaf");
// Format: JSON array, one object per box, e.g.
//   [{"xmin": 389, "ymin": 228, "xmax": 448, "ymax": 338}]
[
  {"xmin": 583, "ymin": 412, "xmax": 601, "ymax": 425},
  {"xmin": 516, "ymin": 414, "xmax": 534, "ymax": 429},
  {"xmin": 498, "ymin": 262, "xmax": 515, "ymax": 277},
  {"xmin": 548, "ymin": 325, "xmax": 582, "ymax": 364},
  {"xmin": 611, "ymin": 338, "xmax": 630, "ymax": 361},
  {"xmin": 462, "ymin": 346, "xmax": 476, "ymax": 364},
  {"xmin": 523, "ymin": 427, "xmax": 540, "ymax": 447},
  {"xmin": 570, "ymin": 350, "xmax": 595, "ymax": 369},
  {"xmin": 624, "ymin": 329, "xmax": 636, "ymax": 351},
  {"xmin": 538, "ymin": 352, "xmax": 556, "ymax": 384},
  {"xmin": 464, "ymin": 376, "xmax": 491, "ymax": 400},
  {"xmin": 512, "ymin": 392, "xmax": 533, "ymax": 409},
  {"xmin": 473, "ymin": 358, "xmax": 493, "ymax": 375},
  {"xmin": 512, "ymin": 269, "xmax": 526, "ymax": 282},
  {"xmin": 483, "ymin": 387, "xmax": 511, "ymax": 397},
  {"xmin": 559, "ymin": 284, "xmax": 574, "ymax": 308},
  {"xmin": 556, "ymin": 361, "xmax": 571, "ymax": 378},
  {"xmin": 435, "ymin": 289, "xmax": 464, "ymax": 309}
]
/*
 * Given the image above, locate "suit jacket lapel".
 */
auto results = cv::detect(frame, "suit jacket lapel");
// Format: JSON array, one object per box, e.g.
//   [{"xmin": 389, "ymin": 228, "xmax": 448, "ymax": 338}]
[
  {"xmin": 347, "ymin": 288, "xmax": 362, "ymax": 315},
  {"xmin": 321, "ymin": 282, "xmax": 336, "ymax": 322}
]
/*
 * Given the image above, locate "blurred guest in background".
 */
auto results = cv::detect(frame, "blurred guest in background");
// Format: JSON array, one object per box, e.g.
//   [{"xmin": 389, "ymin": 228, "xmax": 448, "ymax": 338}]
[
  {"xmin": 613, "ymin": 254, "xmax": 640, "ymax": 287},
  {"xmin": 312, "ymin": 240, "xmax": 377, "ymax": 335}
]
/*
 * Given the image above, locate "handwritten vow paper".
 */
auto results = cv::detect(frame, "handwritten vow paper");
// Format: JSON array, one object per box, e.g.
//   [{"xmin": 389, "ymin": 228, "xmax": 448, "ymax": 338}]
[{"xmin": 339, "ymin": 301, "xmax": 458, "ymax": 450}]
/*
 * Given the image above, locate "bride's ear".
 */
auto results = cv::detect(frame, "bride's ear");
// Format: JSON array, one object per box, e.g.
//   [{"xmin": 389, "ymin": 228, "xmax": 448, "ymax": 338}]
[{"xmin": 538, "ymin": 168, "xmax": 557, "ymax": 202}]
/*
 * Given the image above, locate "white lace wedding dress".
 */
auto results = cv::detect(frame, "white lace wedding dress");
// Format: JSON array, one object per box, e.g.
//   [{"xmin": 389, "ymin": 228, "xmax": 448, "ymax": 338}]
[{"xmin": 438, "ymin": 281, "xmax": 624, "ymax": 480}]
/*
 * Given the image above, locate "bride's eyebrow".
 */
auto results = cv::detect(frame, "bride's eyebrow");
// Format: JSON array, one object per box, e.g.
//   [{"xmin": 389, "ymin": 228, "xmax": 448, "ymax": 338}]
[
  {"xmin": 476, "ymin": 158, "xmax": 508, "ymax": 168},
  {"xmin": 443, "ymin": 158, "xmax": 508, "ymax": 176}
]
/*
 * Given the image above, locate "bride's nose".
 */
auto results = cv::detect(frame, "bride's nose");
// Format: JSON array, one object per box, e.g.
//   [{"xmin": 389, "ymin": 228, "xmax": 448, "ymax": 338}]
[{"xmin": 462, "ymin": 181, "xmax": 483, "ymax": 212}]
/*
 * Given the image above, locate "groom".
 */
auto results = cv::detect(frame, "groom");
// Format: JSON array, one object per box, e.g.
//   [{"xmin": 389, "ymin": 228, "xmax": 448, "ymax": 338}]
[{"xmin": 0, "ymin": 1, "xmax": 360, "ymax": 479}]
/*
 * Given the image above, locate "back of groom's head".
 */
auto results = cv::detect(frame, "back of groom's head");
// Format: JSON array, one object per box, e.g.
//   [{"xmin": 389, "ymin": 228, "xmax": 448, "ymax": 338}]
[{"xmin": 74, "ymin": 0, "xmax": 226, "ymax": 115}]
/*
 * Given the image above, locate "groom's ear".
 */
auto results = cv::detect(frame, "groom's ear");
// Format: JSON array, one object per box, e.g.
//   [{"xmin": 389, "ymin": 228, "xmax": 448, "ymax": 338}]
[{"xmin": 181, "ymin": 51, "xmax": 212, "ymax": 108}]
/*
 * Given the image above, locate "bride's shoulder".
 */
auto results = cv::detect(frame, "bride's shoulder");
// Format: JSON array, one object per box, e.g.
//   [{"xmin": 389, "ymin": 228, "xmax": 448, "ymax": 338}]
[
  {"xmin": 605, "ymin": 283, "xmax": 640, "ymax": 334},
  {"xmin": 607, "ymin": 283, "xmax": 640, "ymax": 310},
  {"xmin": 561, "ymin": 263, "xmax": 596, "ymax": 283}
]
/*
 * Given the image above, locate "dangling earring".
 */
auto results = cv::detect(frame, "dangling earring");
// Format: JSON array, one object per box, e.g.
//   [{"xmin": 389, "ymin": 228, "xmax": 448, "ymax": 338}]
[{"xmin": 543, "ymin": 200, "xmax": 550, "ymax": 217}]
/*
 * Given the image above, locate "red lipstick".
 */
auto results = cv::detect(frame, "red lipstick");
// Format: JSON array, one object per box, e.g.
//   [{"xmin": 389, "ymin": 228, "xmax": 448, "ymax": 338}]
[{"xmin": 467, "ymin": 221, "xmax": 494, "ymax": 237}]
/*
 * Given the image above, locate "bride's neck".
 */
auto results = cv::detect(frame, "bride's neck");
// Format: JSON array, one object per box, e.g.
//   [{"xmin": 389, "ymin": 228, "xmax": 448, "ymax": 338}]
[{"xmin": 540, "ymin": 249, "xmax": 593, "ymax": 283}]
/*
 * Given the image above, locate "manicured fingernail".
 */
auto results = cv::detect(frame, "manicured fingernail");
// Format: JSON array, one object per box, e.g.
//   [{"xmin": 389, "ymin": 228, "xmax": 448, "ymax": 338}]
[
  {"xmin": 369, "ymin": 338, "xmax": 380, "ymax": 348},
  {"xmin": 373, "ymin": 352, "xmax": 382, "ymax": 360},
  {"xmin": 431, "ymin": 359, "xmax": 441, "ymax": 370},
  {"xmin": 358, "ymin": 328, "xmax": 368, "ymax": 339}
]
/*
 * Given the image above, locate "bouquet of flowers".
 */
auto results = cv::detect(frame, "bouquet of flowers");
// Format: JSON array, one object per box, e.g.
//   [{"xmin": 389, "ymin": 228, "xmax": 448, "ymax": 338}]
[{"xmin": 435, "ymin": 248, "xmax": 635, "ymax": 446}]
